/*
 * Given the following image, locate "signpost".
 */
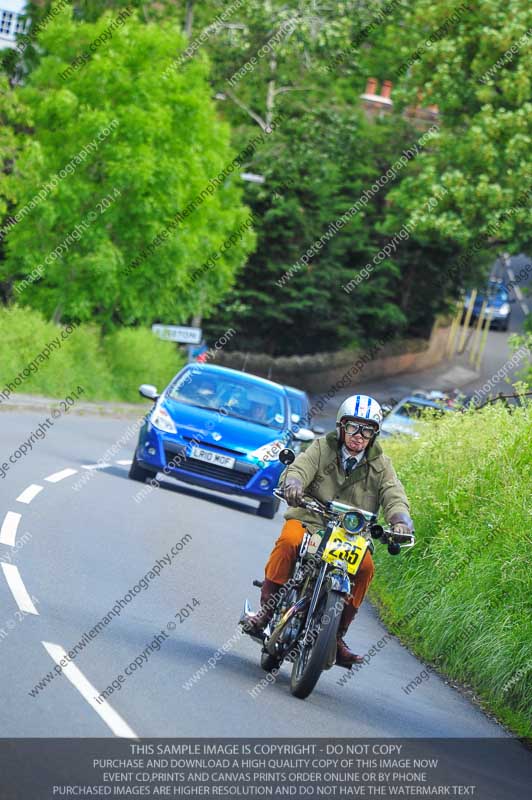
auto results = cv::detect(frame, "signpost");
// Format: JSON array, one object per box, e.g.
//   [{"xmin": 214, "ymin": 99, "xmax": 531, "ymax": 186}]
[{"xmin": 151, "ymin": 325, "xmax": 202, "ymax": 344}]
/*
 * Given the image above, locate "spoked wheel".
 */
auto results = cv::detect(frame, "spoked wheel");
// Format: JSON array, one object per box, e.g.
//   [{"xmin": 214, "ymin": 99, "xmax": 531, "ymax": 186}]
[{"xmin": 290, "ymin": 590, "xmax": 343, "ymax": 699}]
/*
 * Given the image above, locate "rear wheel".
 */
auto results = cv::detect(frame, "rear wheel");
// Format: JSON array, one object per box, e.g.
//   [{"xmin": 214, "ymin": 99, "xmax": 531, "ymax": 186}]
[
  {"xmin": 128, "ymin": 450, "xmax": 157, "ymax": 483},
  {"xmin": 290, "ymin": 590, "xmax": 343, "ymax": 699},
  {"xmin": 257, "ymin": 497, "xmax": 280, "ymax": 519}
]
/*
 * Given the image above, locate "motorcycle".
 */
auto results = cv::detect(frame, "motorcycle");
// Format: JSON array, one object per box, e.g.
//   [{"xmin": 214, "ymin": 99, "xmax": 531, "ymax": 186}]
[{"xmin": 240, "ymin": 448, "xmax": 415, "ymax": 699}]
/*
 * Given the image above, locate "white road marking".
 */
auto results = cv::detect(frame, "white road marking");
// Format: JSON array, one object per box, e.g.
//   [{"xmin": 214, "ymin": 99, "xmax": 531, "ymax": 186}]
[
  {"xmin": 81, "ymin": 463, "xmax": 112, "ymax": 470},
  {"xmin": 115, "ymin": 459, "xmax": 132, "ymax": 466},
  {"xmin": 1, "ymin": 563, "xmax": 39, "ymax": 614},
  {"xmin": 16, "ymin": 484, "xmax": 44, "ymax": 505},
  {"xmin": 505, "ymin": 264, "xmax": 530, "ymax": 315},
  {"xmin": 0, "ymin": 511, "xmax": 21, "ymax": 546},
  {"xmin": 42, "ymin": 641, "xmax": 138, "ymax": 739},
  {"xmin": 45, "ymin": 468, "xmax": 78, "ymax": 483}
]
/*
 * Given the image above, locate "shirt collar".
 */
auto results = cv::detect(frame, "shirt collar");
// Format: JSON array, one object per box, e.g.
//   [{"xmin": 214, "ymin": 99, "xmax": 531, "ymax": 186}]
[{"xmin": 341, "ymin": 444, "xmax": 365, "ymax": 471}]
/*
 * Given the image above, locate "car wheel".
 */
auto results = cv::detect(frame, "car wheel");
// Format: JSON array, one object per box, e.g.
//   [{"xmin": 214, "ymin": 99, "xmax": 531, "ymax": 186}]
[
  {"xmin": 128, "ymin": 450, "xmax": 157, "ymax": 483},
  {"xmin": 257, "ymin": 497, "xmax": 281, "ymax": 519}
]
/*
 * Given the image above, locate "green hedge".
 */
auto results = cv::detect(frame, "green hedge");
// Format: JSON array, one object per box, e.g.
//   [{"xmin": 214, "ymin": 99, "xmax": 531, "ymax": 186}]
[
  {"xmin": 372, "ymin": 401, "xmax": 532, "ymax": 737},
  {"xmin": 0, "ymin": 306, "xmax": 185, "ymax": 403}
]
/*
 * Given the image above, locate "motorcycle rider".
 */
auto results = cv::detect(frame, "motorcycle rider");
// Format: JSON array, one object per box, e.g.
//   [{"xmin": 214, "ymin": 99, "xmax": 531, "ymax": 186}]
[{"xmin": 243, "ymin": 394, "xmax": 413, "ymax": 667}]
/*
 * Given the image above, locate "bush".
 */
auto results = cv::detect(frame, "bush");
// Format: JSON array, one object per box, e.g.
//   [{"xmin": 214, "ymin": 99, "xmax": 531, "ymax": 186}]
[
  {"xmin": 372, "ymin": 401, "xmax": 532, "ymax": 737},
  {"xmin": 102, "ymin": 327, "xmax": 184, "ymax": 403},
  {"xmin": 0, "ymin": 306, "xmax": 184, "ymax": 402}
]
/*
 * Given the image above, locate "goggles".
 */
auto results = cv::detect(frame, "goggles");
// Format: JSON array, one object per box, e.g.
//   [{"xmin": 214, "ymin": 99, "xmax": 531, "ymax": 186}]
[{"xmin": 343, "ymin": 421, "xmax": 377, "ymax": 440}]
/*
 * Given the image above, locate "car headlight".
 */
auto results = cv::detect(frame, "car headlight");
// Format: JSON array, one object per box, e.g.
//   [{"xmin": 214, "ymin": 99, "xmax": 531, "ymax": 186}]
[
  {"xmin": 498, "ymin": 303, "xmax": 510, "ymax": 316},
  {"xmin": 250, "ymin": 441, "xmax": 284, "ymax": 465},
  {"xmin": 151, "ymin": 404, "xmax": 177, "ymax": 434}
]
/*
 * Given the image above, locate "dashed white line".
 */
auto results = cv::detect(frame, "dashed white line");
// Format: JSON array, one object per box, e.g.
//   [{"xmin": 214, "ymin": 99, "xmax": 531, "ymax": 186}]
[
  {"xmin": 81, "ymin": 463, "xmax": 112, "ymax": 470},
  {"xmin": 42, "ymin": 641, "xmax": 138, "ymax": 739},
  {"xmin": 505, "ymin": 264, "xmax": 530, "ymax": 315},
  {"xmin": 115, "ymin": 459, "xmax": 132, "ymax": 466},
  {"xmin": 16, "ymin": 484, "xmax": 44, "ymax": 505},
  {"xmin": 1, "ymin": 563, "xmax": 39, "ymax": 614},
  {"xmin": 0, "ymin": 511, "xmax": 21, "ymax": 546},
  {"xmin": 45, "ymin": 468, "xmax": 78, "ymax": 483}
]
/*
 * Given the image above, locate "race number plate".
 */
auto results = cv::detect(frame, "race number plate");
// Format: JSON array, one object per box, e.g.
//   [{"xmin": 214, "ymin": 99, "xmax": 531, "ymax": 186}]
[
  {"xmin": 322, "ymin": 530, "xmax": 367, "ymax": 575},
  {"xmin": 190, "ymin": 447, "xmax": 235, "ymax": 469}
]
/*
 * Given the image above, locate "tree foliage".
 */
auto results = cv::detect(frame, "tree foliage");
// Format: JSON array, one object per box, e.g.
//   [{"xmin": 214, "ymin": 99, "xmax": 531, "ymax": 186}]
[{"xmin": 1, "ymin": 7, "xmax": 255, "ymax": 328}]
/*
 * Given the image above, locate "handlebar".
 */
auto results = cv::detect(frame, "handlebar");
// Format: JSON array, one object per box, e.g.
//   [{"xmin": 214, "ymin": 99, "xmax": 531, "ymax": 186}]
[{"xmin": 273, "ymin": 487, "xmax": 415, "ymax": 549}]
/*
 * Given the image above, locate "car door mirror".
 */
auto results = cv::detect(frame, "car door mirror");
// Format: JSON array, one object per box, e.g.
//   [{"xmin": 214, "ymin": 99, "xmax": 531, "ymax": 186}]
[
  {"xmin": 294, "ymin": 428, "xmax": 315, "ymax": 442},
  {"xmin": 139, "ymin": 384, "xmax": 159, "ymax": 401}
]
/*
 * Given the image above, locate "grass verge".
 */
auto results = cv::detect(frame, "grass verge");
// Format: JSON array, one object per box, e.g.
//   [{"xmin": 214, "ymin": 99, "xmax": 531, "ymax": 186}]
[
  {"xmin": 0, "ymin": 305, "xmax": 185, "ymax": 403},
  {"xmin": 372, "ymin": 400, "xmax": 532, "ymax": 737}
]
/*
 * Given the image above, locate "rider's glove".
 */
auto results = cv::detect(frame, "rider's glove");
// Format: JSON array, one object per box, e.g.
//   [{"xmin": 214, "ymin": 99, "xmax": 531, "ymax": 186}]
[
  {"xmin": 284, "ymin": 476, "xmax": 303, "ymax": 507},
  {"xmin": 389, "ymin": 512, "xmax": 414, "ymax": 538},
  {"xmin": 392, "ymin": 523, "xmax": 410, "ymax": 537}
]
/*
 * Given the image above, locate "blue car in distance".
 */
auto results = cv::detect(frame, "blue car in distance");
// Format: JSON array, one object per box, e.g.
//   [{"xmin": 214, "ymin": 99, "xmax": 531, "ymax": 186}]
[
  {"xmin": 129, "ymin": 364, "xmax": 313, "ymax": 518},
  {"xmin": 380, "ymin": 396, "xmax": 454, "ymax": 438},
  {"xmin": 464, "ymin": 279, "xmax": 513, "ymax": 332}
]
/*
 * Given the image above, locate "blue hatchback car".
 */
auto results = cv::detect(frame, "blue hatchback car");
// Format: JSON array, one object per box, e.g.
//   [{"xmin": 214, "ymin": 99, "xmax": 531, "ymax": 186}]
[
  {"xmin": 129, "ymin": 364, "xmax": 310, "ymax": 518},
  {"xmin": 464, "ymin": 279, "xmax": 513, "ymax": 331}
]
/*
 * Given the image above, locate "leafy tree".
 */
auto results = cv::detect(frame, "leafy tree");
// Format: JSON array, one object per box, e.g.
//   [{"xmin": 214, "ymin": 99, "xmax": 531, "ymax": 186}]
[
  {"xmin": 0, "ymin": 76, "xmax": 32, "ymax": 304},
  {"xmin": 1, "ymin": 7, "xmax": 255, "ymax": 328},
  {"xmin": 203, "ymin": 108, "xmax": 432, "ymax": 355},
  {"xmin": 386, "ymin": 0, "xmax": 532, "ymax": 264}
]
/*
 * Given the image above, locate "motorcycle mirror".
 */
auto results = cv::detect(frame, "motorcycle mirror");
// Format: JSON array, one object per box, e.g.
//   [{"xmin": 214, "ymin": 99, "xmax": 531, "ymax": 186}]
[
  {"xmin": 279, "ymin": 448, "xmax": 296, "ymax": 465},
  {"xmin": 388, "ymin": 542, "xmax": 401, "ymax": 556},
  {"xmin": 370, "ymin": 524, "xmax": 384, "ymax": 539}
]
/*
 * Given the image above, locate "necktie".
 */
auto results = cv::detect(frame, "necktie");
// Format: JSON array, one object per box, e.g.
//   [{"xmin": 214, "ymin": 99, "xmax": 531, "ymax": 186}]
[{"xmin": 345, "ymin": 456, "xmax": 358, "ymax": 475}]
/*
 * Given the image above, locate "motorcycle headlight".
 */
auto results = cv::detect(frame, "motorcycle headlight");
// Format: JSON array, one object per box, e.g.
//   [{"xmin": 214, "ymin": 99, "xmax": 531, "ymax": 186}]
[
  {"xmin": 151, "ymin": 404, "xmax": 177, "ymax": 434},
  {"xmin": 498, "ymin": 303, "xmax": 510, "ymax": 316},
  {"xmin": 343, "ymin": 511, "xmax": 365, "ymax": 534},
  {"xmin": 250, "ymin": 441, "xmax": 284, "ymax": 465}
]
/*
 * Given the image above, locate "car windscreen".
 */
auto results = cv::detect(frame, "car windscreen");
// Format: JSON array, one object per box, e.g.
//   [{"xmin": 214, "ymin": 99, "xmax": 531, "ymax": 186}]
[
  {"xmin": 167, "ymin": 369, "xmax": 287, "ymax": 430},
  {"xmin": 287, "ymin": 393, "xmax": 308, "ymax": 423},
  {"xmin": 396, "ymin": 402, "xmax": 444, "ymax": 419},
  {"xmin": 487, "ymin": 283, "xmax": 508, "ymax": 302},
  {"xmin": 395, "ymin": 402, "xmax": 425, "ymax": 419}
]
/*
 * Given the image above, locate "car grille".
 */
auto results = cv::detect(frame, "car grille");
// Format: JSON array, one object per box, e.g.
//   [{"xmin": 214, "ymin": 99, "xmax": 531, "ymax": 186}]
[{"xmin": 163, "ymin": 443, "xmax": 258, "ymax": 487}]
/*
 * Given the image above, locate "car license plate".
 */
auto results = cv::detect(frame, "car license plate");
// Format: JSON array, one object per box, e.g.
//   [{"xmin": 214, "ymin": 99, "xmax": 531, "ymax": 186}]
[{"xmin": 190, "ymin": 446, "xmax": 235, "ymax": 469}]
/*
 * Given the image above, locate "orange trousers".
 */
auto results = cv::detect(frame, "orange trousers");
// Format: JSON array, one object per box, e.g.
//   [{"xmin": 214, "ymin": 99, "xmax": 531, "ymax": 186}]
[{"xmin": 265, "ymin": 519, "xmax": 375, "ymax": 610}]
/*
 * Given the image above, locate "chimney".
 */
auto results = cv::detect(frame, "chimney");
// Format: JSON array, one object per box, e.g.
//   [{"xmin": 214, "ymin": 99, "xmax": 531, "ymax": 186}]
[
  {"xmin": 381, "ymin": 80, "xmax": 392, "ymax": 99},
  {"xmin": 365, "ymin": 77, "xmax": 378, "ymax": 95}
]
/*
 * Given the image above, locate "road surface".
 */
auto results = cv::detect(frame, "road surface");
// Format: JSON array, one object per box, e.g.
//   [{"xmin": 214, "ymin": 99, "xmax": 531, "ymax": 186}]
[
  {"xmin": 0, "ymin": 410, "xmax": 516, "ymax": 739},
  {"xmin": 316, "ymin": 253, "xmax": 531, "ymax": 429}
]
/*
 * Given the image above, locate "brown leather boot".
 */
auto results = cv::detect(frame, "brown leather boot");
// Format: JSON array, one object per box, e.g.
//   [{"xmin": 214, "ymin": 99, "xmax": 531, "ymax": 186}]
[
  {"xmin": 241, "ymin": 578, "xmax": 283, "ymax": 638},
  {"xmin": 336, "ymin": 604, "xmax": 364, "ymax": 667}
]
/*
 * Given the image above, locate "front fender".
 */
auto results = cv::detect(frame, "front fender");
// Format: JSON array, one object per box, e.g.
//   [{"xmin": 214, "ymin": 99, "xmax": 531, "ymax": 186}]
[{"xmin": 326, "ymin": 570, "xmax": 350, "ymax": 594}]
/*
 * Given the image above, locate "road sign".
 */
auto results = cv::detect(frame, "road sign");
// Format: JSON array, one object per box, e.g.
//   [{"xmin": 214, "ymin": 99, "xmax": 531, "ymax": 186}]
[{"xmin": 151, "ymin": 325, "xmax": 202, "ymax": 344}]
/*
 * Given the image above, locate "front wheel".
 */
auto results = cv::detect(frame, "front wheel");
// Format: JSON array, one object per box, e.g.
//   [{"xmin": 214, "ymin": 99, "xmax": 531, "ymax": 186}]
[
  {"xmin": 290, "ymin": 590, "xmax": 344, "ymax": 699},
  {"xmin": 128, "ymin": 450, "xmax": 157, "ymax": 483}
]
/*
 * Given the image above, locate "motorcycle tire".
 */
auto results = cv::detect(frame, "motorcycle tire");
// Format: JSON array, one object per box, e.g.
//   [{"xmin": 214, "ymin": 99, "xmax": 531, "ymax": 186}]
[{"xmin": 290, "ymin": 590, "xmax": 343, "ymax": 700}]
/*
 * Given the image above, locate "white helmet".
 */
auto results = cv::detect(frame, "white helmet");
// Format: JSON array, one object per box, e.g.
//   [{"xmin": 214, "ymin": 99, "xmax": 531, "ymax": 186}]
[{"xmin": 336, "ymin": 394, "xmax": 383, "ymax": 441}]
